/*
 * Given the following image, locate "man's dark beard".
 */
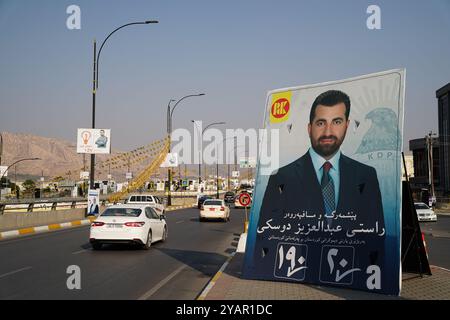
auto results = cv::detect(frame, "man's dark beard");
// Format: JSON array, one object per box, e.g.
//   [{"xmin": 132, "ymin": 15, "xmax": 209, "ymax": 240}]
[{"xmin": 311, "ymin": 135, "xmax": 343, "ymax": 158}]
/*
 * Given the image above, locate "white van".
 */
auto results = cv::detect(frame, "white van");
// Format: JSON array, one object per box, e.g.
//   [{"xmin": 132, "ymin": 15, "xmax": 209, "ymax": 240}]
[{"xmin": 126, "ymin": 194, "xmax": 165, "ymax": 215}]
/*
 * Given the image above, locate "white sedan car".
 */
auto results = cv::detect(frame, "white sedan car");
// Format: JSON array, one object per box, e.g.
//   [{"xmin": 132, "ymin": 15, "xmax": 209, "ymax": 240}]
[
  {"xmin": 414, "ymin": 202, "xmax": 437, "ymax": 222},
  {"xmin": 200, "ymin": 199, "xmax": 230, "ymax": 222},
  {"xmin": 89, "ymin": 204, "xmax": 168, "ymax": 250}
]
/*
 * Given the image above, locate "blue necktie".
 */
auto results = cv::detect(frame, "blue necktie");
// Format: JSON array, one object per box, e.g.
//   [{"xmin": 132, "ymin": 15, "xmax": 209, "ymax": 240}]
[{"xmin": 321, "ymin": 161, "xmax": 335, "ymax": 225}]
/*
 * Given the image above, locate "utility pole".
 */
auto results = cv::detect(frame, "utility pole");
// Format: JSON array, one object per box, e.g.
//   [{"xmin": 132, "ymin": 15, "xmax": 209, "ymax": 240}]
[
  {"xmin": 40, "ymin": 170, "xmax": 44, "ymax": 199},
  {"xmin": 15, "ymin": 165, "xmax": 18, "ymax": 199},
  {"xmin": 216, "ymin": 149, "xmax": 219, "ymax": 199},
  {"xmin": 0, "ymin": 133, "xmax": 3, "ymax": 166},
  {"xmin": 426, "ymin": 131, "xmax": 437, "ymax": 205}
]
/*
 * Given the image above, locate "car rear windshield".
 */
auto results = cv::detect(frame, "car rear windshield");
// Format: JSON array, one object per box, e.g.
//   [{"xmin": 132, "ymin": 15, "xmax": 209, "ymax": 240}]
[
  {"xmin": 101, "ymin": 208, "xmax": 142, "ymax": 217},
  {"xmin": 415, "ymin": 203, "xmax": 430, "ymax": 210},
  {"xmin": 129, "ymin": 196, "xmax": 154, "ymax": 202},
  {"xmin": 204, "ymin": 200, "xmax": 223, "ymax": 206}
]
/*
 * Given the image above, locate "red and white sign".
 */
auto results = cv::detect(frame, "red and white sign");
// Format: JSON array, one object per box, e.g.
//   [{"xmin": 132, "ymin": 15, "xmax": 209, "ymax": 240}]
[{"xmin": 238, "ymin": 192, "xmax": 251, "ymax": 207}]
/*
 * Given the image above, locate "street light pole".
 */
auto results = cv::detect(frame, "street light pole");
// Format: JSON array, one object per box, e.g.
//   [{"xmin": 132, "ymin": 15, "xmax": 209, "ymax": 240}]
[
  {"xmin": 89, "ymin": 20, "xmax": 158, "ymax": 191},
  {"xmin": 0, "ymin": 133, "xmax": 3, "ymax": 166},
  {"xmin": 167, "ymin": 94, "xmax": 205, "ymax": 205},
  {"xmin": 0, "ymin": 158, "xmax": 41, "ymax": 201},
  {"xmin": 191, "ymin": 121, "xmax": 226, "ymax": 192}
]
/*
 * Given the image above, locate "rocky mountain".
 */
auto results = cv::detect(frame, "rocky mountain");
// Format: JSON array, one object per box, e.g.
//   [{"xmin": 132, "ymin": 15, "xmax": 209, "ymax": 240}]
[
  {"xmin": 0, "ymin": 132, "xmax": 250, "ymax": 183},
  {"xmin": 0, "ymin": 132, "xmax": 128, "ymax": 181}
]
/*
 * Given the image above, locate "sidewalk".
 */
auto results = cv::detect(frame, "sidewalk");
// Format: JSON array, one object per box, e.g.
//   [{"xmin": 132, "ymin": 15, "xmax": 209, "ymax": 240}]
[{"xmin": 202, "ymin": 252, "xmax": 450, "ymax": 300}]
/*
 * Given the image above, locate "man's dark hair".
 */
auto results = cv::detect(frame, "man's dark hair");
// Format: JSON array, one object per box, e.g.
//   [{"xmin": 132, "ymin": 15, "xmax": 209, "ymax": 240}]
[{"xmin": 309, "ymin": 90, "xmax": 351, "ymax": 124}]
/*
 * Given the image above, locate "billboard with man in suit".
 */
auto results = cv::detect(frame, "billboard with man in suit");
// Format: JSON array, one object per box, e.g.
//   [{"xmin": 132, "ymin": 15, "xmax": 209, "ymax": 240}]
[{"xmin": 243, "ymin": 70, "xmax": 405, "ymax": 295}]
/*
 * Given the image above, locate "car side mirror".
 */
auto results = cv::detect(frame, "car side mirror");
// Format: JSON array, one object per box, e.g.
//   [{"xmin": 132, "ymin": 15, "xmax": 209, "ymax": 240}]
[{"xmin": 160, "ymin": 214, "xmax": 166, "ymax": 220}]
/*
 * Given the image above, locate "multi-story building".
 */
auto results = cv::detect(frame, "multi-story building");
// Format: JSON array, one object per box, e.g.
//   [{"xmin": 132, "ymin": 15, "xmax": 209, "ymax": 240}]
[
  {"xmin": 437, "ymin": 83, "xmax": 450, "ymax": 194},
  {"xmin": 409, "ymin": 137, "xmax": 440, "ymax": 193}
]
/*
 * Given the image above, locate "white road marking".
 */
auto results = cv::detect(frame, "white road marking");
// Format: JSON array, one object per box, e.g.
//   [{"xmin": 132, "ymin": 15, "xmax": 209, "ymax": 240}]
[
  {"xmin": 176, "ymin": 220, "xmax": 184, "ymax": 224},
  {"xmin": 138, "ymin": 265, "xmax": 187, "ymax": 300},
  {"xmin": 72, "ymin": 249, "xmax": 90, "ymax": 255},
  {"xmin": 0, "ymin": 266, "xmax": 32, "ymax": 280}
]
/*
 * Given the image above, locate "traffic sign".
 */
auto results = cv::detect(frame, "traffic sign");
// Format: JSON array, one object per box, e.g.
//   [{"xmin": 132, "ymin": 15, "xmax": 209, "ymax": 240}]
[{"xmin": 238, "ymin": 192, "xmax": 251, "ymax": 207}]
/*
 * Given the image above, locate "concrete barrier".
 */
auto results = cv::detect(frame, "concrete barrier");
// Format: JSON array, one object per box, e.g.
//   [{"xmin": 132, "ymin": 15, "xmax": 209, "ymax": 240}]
[{"xmin": 0, "ymin": 208, "xmax": 87, "ymax": 232}]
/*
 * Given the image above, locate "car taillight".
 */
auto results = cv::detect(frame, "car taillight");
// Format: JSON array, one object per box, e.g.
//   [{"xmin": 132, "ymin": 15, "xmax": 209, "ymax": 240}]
[
  {"xmin": 91, "ymin": 222, "xmax": 105, "ymax": 227},
  {"xmin": 124, "ymin": 222, "xmax": 145, "ymax": 227},
  {"xmin": 220, "ymin": 207, "xmax": 225, "ymax": 211}
]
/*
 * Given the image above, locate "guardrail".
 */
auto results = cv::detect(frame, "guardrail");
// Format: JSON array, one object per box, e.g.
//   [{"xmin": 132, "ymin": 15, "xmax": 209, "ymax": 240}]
[
  {"xmin": 0, "ymin": 191, "xmax": 227, "ymax": 215},
  {"xmin": 0, "ymin": 201, "xmax": 87, "ymax": 215}
]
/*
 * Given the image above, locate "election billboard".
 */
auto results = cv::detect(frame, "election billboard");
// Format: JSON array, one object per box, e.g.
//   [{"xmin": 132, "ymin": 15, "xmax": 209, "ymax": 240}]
[
  {"xmin": 77, "ymin": 128, "xmax": 111, "ymax": 154},
  {"xmin": 243, "ymin": 69, "xmax": 405, "ymax": 295},
  {"xmin": 160, "ymin": 153, "xmax": 179, "ymax": 168}
]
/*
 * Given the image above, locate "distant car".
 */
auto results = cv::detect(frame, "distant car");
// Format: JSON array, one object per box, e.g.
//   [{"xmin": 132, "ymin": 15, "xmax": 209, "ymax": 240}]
[
  {"xmin": 200, "ymin": 199, "xmax": 230, "ymax": 222},
  {"xmin": 126, "ymin": 193, "xmax": 165, "ymax": 216},
  {"xmin": 89, "ymin": 204, "xmax": 168, "ymax": 250},
  {"xmin": 197, "ymin": 195, "xmax": 213, "ymax": 209},
  {"xmin": 224, "ymin": 191, "xmax": 236, "ymax": 204},
  {"xmin": 414, "ymin": 202, "xmax": 437, "ymax": 222},
  {"xmin": 234, "ymin": 191, "xmax": 252, "ymax": 209}
]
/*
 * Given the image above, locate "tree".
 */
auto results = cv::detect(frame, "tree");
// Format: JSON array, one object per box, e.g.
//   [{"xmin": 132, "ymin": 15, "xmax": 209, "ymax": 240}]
[
  {"xmin": 22, "ymin": 179, "xmax": 36, "ymax": 193},
  {"xmin": 1, "ymin": 177, "xmax": 16, "ymax": 190}
]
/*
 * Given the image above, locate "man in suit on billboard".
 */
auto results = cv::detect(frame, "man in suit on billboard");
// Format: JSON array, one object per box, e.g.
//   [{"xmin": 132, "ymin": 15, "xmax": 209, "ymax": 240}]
[{"xmin": 251, "ymin": 90, "xmax": 385, "ymax": 287}]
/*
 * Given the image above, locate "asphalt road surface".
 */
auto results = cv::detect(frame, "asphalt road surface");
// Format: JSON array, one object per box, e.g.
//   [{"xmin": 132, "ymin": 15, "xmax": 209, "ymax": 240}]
[
  {"xmin": 421, "ymin": 214, "xmax": 450, "ymax": 270},
  {"xmin": 0, "ymin": 207, "xmax": 245, "ymax": 300}
]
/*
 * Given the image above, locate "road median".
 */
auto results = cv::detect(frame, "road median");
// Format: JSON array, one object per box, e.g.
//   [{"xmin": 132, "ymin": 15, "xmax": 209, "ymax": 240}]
[{"xmin": 0, "ymin": 204, "xmax": 195, "ymax": 241}]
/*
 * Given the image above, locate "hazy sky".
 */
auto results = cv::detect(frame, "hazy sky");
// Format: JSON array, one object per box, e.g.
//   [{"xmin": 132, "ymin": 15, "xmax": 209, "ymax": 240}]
[{"xmin": 1, "ymin": 0, "xmax": 449, "ymax": 154}]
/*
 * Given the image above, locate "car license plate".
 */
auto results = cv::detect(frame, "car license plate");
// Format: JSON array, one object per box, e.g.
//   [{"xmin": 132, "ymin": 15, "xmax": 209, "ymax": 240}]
[
  {"xmin": 107, "ymin": 224, "xmax": 122, "ymax": 228},
  {"xmin": 209, "ymin": 208, "xmax": 215, "ymax": 211}
]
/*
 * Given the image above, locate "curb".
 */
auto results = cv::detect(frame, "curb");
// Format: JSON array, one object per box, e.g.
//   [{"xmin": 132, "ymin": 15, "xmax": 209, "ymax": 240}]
[
  {"xmin": 197, "ymin": 252, "xmax": 236, "ymax": 300},
  {"xmin": 165, "ymin": 204, "xmax": 196, "ymax": 212},
  {"xmin": 0, "ymin": 205, "xmax": 196, "ymax": 241},
  {"xmin": 0, "ymin": 216, "xmax": 97, "ymax": 241}
]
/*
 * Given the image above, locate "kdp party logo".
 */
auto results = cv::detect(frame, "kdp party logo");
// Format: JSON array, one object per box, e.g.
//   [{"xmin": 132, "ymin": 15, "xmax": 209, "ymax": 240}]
[{"xmin": 270, "ymin": 91, "xmax": 291, "ymax": 123}]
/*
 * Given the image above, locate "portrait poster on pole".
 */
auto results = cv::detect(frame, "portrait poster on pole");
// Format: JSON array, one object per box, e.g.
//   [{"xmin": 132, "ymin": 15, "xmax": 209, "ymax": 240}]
[{"xmin": 243, "ymin": 69, "xmax": 405, "ymax": 295}]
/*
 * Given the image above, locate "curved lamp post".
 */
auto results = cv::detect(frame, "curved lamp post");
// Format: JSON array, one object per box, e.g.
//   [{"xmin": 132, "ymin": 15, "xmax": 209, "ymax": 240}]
[
  {"xmin": 89, "ymin": 20, "xmax": 158, "ymax": 190},
  {"xmin": 165, "ymin": 94, "xmax": 205, "ymax": 205},
  {"xmin": 0, "ymin": 158, "xmax": 41, "ymax": 201}
]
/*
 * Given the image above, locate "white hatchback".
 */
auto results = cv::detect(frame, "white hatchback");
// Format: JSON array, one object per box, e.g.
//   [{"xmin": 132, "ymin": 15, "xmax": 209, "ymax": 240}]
[
  {"xmin": 414, "ymin": 202, "xmax": 437, "ymax": 222},
  {"xmin": 89, "ymin": 204, "xmax": 168, "ymax": 250},
  {"xmin": 200, "ymin": 199, "xmax": 230, "ymax": 222}
]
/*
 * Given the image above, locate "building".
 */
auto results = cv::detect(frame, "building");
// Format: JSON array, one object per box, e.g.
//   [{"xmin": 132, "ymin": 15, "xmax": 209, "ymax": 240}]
[
  {"xmin": 409, "ymin": 137, "xmax": 440, "ymax": 193},
  {"xmin": 402, "ymin": 154, "xmax": 414, "ymax": 181},
  {"xmin": 437, "ymin": 83, "xmax": 450, "ymax": 194}
]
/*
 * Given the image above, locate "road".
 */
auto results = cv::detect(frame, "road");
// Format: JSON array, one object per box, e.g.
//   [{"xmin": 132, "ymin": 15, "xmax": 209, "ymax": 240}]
[
  {"xmin": 421, "ymin": 214, "xmax": 450, "ymax": 270},
  {"xmin": 0, "ymin": 207, "xmax": 245, "ymax": 300}
]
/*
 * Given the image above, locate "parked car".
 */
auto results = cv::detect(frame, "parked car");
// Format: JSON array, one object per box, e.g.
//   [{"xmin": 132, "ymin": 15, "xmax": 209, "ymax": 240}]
[
  {"xmin": 89, "ymin": 204, "xmax": 168, "ymax": 250},
  {"xmin": 199, "ymin": 199, "xmax": 230, "ymax": 222},
  {"xmin": 224, "ymin": 191, "xmax": 236, "ymax": 204},
  {"xmin": 126, "ymin": 193, "xmax": 165, "ymax": 216},
  {"xmin": 197, "ymin": 195, "xmax": 213, "ymax": 209},
  {"xmin": 414, "ymin": 202, "xmax": 437, "ymax": 222}
]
